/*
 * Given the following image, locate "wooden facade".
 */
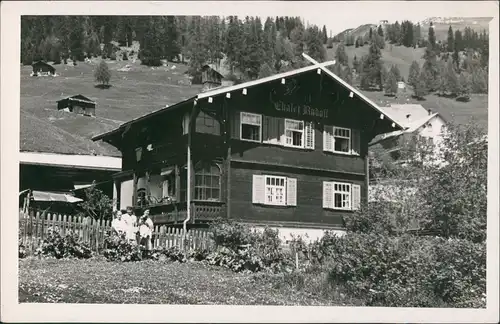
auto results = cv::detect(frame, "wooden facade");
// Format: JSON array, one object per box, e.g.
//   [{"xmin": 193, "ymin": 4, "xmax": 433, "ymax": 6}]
[
  {"xmin": 93, "ymin": 63, "xmax": 403, "ymax": 230},
  {"xmin": 57, "ymin": 95, "xmax": 96, "ymax": 117}
]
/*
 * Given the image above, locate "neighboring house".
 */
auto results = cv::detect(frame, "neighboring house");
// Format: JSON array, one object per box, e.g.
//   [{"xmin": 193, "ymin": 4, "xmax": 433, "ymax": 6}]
[
  {"xmin": 92, "ymin": 61, "xmax": 404, "ymax": 240},
  {"xmin": 369, "ymin": 104, "xmax": 447, "ymax": 165},
  {"xmin": 201, "ymin": 64, "xmax": 234, "ymax": 89},
  {"xmin": 57, "ymin": 94, "xmax": 97, "ymax": 117},
  {"xmin": 31, "ymin": 61, "xmax": 56, "ymax": 76},
  {"xmin": 19, "ymin": 152, "xmax": 121, "ymax": 200}
]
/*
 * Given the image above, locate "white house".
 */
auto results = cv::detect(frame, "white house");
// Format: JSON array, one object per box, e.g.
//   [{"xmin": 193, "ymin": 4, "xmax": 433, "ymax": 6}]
[{"xmin": 369, "ymin": 104, "xmax": 447, "ymax": 165}]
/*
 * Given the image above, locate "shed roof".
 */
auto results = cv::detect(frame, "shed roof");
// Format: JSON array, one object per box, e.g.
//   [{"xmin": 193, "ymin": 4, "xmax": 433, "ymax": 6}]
[{"xmin": 57, "ymin": 94, "xmax": 96, "ymax": 104}]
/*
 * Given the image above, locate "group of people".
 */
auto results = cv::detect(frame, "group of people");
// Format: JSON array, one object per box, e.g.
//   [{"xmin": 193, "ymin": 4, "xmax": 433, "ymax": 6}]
[{"xmin": 111, "ymin": 206, "xmax": 154, "ymax": 254}]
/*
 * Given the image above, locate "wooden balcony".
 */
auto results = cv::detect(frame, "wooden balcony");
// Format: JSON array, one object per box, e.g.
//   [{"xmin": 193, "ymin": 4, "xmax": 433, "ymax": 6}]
[{"xmin": 146, "ymin": 200, "xmax": 225, "ymax": 226}]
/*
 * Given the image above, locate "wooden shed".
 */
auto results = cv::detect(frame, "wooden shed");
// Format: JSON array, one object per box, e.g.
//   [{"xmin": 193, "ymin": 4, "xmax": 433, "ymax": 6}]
[
  {"xmin": 31, "ymin": 61, "xmax": 56, "ymax": 76},
  {"xmin": 201, "ymin": 64, "xmax": 224, "ymax": 92},
  {"xmin": 57, "ymin": 94, "xmax": 96, "ymax": 117}
]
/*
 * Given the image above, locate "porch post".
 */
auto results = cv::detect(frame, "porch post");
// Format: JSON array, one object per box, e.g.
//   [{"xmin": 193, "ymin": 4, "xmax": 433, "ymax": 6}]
[
  {"xmin": 132, "ymin": 172, "xmax": 138, "ymax": 208},
  {"xmin": 112, "ymin": 180, "xmax": 119, "ymax": 211}
]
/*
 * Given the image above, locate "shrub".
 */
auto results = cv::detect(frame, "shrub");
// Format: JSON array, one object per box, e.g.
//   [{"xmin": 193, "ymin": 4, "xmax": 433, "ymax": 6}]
[
  {"xmin": 308, "ymin": 232, "xmax": 485, "ymax": 307},
  {"xmin": 209, "ymin": 219, "xmax": 259, "ymax": 250},
  {"xmin": 19, "ymin": 241, "xmax": 27, "ymax": 259},
  {"xmin": 102, "ymin": 234, "xmax": 142, "ymax": 262},
  {"xmin": 35, "ymin": 227, "xmax": 93, "ymax": 259},
  {"xmin": 122, "ymin": 52, "xmax": 128, "ymax": 61}
]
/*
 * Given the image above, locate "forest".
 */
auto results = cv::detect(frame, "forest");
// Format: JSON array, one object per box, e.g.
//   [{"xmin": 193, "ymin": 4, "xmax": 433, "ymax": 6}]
[{"xmin": 21, "ymin": 16, "xmax": 489, "ymax": 99}]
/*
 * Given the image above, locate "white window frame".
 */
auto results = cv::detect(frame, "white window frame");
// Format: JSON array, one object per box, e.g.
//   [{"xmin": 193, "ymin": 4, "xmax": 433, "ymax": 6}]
[
  {"xmin": 324, "ymin": 181, "xmax": 353, "ymax": 210},
  {"xmin": 264, "ymin": 175, "xmax": 287, "ymax": 206},
  {"xmin": 284, "ymin": 118, "xmax": 305, "ymax": 148},
  {"xmin": 240, "ymin": 112, "xmax": 262, "ymax": 143},
  {"xmin": 333, "ymin": 127, "xmax": 351, "ymax": 154}
]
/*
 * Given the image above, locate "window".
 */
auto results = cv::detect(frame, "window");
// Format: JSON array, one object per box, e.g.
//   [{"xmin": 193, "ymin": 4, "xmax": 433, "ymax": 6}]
[
  {"xmin": 240, "ymin": 112, "xmax": 262, "ymax": 142},
  {"xmin": 194, "ymin": 162, "xmax": 221, "ymax": 201},
  {"xmin": 252, "ymin": 175, "xmax": 297, "ymax": 207},
  {"xmin": 323, "ymin": 181, "xmax": 361, "ymax": 210},
  {"xmin": 323, "ymin": 125, "xmax": 360, "ymax": 155},
  {"xmin": 333, "ymin": 127, "xmax": 351, "ymax": 153},
  {"xmin": 284, "ymin": 119, "xmax": 304, "ymax": 148},
  {"xmin": 265, "ymin": 176, "xmax": 287, "ymax": 205}
]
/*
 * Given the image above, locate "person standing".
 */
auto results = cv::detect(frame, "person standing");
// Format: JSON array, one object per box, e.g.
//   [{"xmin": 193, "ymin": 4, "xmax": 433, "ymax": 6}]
[
  {"xmin": 111, "ymin": 210, "xmax": 125, "ymax": 237},
  {"xmin": 123, "ymin": 206, "xmax": 138, "ymax": 243},
  {"xmin": 138, "ymin": 209, "xmax": 154, "ymax": 258}
]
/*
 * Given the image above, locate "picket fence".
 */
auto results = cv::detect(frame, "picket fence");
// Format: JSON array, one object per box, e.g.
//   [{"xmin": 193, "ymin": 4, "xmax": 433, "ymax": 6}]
[{"xmin": 18, "ymin": 210, "xmax": 214, "ymax": 253}]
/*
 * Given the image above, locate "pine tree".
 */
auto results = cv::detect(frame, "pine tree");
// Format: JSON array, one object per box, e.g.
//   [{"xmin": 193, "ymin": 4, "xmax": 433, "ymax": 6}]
[
  {"xmin": 436, "ymin": 59, "xmax": 448, "ymax": 96},
  {"xmin": 69, "ymin": 18, "xmax": 85, "ymax": 62},
  {"xmin": 458, "ymin": 71, "xmax": 472, "ymax": 99},
  {"xmin": 94, "ymin": 59, "xmax": 111, "ymax": 86},
  {"xmin": 305, "ymin": 25, "xmax": 326, "ymax": 62},
  {"xmin": 422, "ymin": 23, "xmax": 439, "ymax": 92},
  {"xmin": 454, "ymin": 29, "xmax": 463, "ymax": 52},
  {"xmin": 384, "ymin": 69, "xmax": 398, "ymax": 96},
  {"xmin": 322, "ymin": 25, "xmax": 328, "ymax": 44},
  {"xmin": 352, "ymin": 55, "xmax": 360, "ymax": 72},
  {"xmin": 360, "ymin": 42, "xmax": 383, "ymax": 90},
  {"xmin": 369, "ymin": 28, "xmax": 373, "ymax": 40},
  {"xmin": 408, "ymin": 60, "xmax": 420, "ymax": 88},
  {"xmin": 447, "ymin": 26, "xmax": 454, "ymax": 52},
  {"xmin": 445, "ymin": 58, "xmax": 459, "ymax": 95},
  {"xmin": 258, "ymin": 62, "xmax": 274, "ymax": 78},
  {"xmin": 377, "ymin": 25, "xmax": 384, "ymax": 37},
  {"xmin": 413, "ymin": 71, "xmax": 429, "ymax": 99},
  {"xmin": 335, "ymin": 43, "xmax": 348, "ymax": 66},
  {"xmin": 390, "ymin": 64, "xmax": 401, "ymax": 82}
]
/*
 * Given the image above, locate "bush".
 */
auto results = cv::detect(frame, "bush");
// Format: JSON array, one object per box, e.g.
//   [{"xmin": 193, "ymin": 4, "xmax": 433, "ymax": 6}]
[
  {"xmin": 102, "ymin": 234, "xmax": 142, "ymax": 262},
  {"xmin": 307, "ymin": 232, "xmax": 486, "ymax": 307},
  {"xmin": 35, "ymin": 227, "xmax": 93, "ymax": 259},
  {"xmin": 122, "ymin": 52, "xmax": 128, "ymax": 61},
  {"xmin": 19, "ymin": 241, "xmax": 27, "ymax": 259}
]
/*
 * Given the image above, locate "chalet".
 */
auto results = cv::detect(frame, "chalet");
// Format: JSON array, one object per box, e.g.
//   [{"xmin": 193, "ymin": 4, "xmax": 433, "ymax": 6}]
[
  {"xmin": 369, "ymin": 104, "xmax": 447, "ymax": 165},
  {"xmin": 31, "ymin": 61, "xmax": 56, "ymax": 76},
  {"xmin": 92, "ymin": 58, "xmax": 404, "ymax": 239},
  {"xmin": 57, "ymin": 95, "xmax": 97, "ymax": 117}
]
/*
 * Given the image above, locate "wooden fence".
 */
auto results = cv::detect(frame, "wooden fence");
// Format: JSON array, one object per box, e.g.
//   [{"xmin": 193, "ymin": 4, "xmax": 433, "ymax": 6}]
[{"xmin": 18, "ymin": 210, "xmax": 213, "ymax": 253}]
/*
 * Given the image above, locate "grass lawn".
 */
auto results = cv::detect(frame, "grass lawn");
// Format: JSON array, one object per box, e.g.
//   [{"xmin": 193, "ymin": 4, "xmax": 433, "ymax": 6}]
[{"xmin": 18, "ymin": 258, "xmax": 345, "ymax": 305}]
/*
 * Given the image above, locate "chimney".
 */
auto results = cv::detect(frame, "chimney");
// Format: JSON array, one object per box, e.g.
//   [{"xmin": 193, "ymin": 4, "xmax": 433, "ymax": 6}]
[
  {"xmin": 406, "ymin": 114, "xmax": 411, "ymax": 121},
  {"xmin": 428, "ymin": 108, "xmax": 432, "ymax": 115}
]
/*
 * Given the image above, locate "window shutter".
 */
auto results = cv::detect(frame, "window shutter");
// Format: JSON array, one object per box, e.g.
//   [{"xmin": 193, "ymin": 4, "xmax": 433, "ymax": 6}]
[
  {"xmin": 323, "ymin": 125, "xmax": 334, "ymax": 152},
  {"xmin": 322, "ymin": 181, "xmax": 333, "ymax": 209},
  {"xmin": 352, "ymin": 184, "xmax": 361, "ymax": 210},
  {"xmin": 231, "ymin": 110, "xmax": 241, "ymax": 139},
  {"xmin": 286, "ymin": 178, "xmax": 297, "ymax": 206},
  {"xmin": 252, "ymin": 175, "xmax": 265, "ymax": 204},
  {"xmin": 351, "ymin": 129, "xmax": 361, "ymax": 155},
  {"xmin": 305, "ymin": 122, "xmax": 315, "ymax": 149}
]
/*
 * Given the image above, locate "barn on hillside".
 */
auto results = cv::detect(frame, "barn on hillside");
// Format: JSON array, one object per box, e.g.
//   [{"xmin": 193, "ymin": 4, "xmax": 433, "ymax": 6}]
[
  {"xmin": 57, "ymin": 95, "xmax": 97, "ymax": 117},
  {"xmin": 201, "ymin": 64, "xmax": 224, "ymax": 91},
  {"xmin": 31, "ymin": 61, "xmax": 56, "ymax": 76}
]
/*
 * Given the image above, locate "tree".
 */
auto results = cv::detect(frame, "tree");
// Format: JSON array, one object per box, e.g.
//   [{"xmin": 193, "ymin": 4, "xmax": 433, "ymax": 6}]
[
  {"xmin": 369, "ymin": 28, "xmax": 373, "ymax": 40},
  {"xmin": 447, "ymin": 26, "xmax": 454, "ymax": 52},
  {"xmin": 408, "ymin": 60, "xmax": 420, "ymax": 88},
  {"xmin": 322, "ymin": 25, "xmax": 328, "ymax": 44},
  {"xmin": 390, "ymin": 65, "xmax": 401, "ymax": 82},
  {"xmin": 335, "ymin": 43, "xmax": 348, "ymax": 66},
  {"xmin": 384, "ymin": 69, "xmax": 398, "ymax": 96},
  {"xmin": 422, "ymin": 23, "xmax": 439, "ymax": 92},
  {"xmin": 458, "ymin": 71, "xmax": 472, "ymax": 99},
  {"xmin": 69, "ymin": 18, "xmax": 85, "ymax": 62},
  {"xmin": 359, "ymin": 42, "xmax": 383, "ymax": 90},
  {"xmin": 352, "ymin": 55, "xmax": 360, "ymax": 72},
  {"xmin": 377, "ymin": 25, "xmax": 384, "ymax": 37},
  {"xmin": 305, "ymin": 25, "xmax": 326, "ymax": 63},
  {"xmin": 420, "ymin": 121, "xmax": 487, "ymax": 242},
  {"xmin": 471, "ymin": 67, "xmax": 488, "ymax": 94},
  {"xmin": 77, "ymin": 186, "xmax": 114, "ymax": 221},
  {"xmin": 413, "ymin": 71, "xmax": 428, "ymax": 99},
  {"xmin": 444, "ymin": 58, "xmax": 459, "ymax": 95},
  {"xmin": 94, "ymin": 59, "xmax": 111, "ymax": 86},
  {"xmin": 258, "ymin": 62, "xmax": 274, "ymax": 78},
  {"xmin": 436, "ymin": 60, "xmax": 448, "ymax": 96}
]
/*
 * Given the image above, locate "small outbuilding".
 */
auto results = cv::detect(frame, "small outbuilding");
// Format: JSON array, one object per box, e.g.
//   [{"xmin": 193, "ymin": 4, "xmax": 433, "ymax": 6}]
[
  {"xmin": 57, "ymin": 94, "xmax": 97, "ymax": 117},
  {"xmin": 200, "ymin": 64, "xmax": 224, "ymax": 92},
  {"xmin": 31, "ymin": 61, "xmax": 56, "ymax": 76}
]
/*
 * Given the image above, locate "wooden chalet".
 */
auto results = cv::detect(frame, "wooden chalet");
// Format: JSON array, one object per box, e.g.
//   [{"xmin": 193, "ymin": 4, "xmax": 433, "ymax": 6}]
[
  {"xmin": 57, "ymin": 95, "xmax": 97, "ymax": 117},
  {"xmin": 200, "ymin": 64, "xmax": 224, "ymax": 91},
  {"xmin": 32, "ymin": 61, "xmax": 56, "ymax": 76},
  {"xmin": 92, "ymin": 58, "xmax": 404, "ymax": 234}
]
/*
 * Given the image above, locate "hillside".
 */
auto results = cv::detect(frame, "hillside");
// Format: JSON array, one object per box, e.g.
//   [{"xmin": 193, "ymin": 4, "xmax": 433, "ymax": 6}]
[
  {"xmin": 420, "ymin": 17, "xmax": 491, "ymax": 40},
  {"xmin": 326, "ymin": 43, "xmax": 426, "ymax": 80},
  {"xmin": 20, "ymin": 59, "xmax": 202, "ymax": 156},
  {"xmin": 334, "ymin": 24, "xmax": 377, "ymax": 41}
]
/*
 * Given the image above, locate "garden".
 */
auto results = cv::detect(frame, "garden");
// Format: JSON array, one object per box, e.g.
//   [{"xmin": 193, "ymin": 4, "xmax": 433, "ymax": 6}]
[{"xmin": 19, "ymin": 121, "xmax": 487, "ymax": 307}]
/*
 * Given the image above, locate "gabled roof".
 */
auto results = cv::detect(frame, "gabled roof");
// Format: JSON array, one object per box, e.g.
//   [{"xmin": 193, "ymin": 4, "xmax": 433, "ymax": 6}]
[
  {"xmin": 93, "ymin": 60, "xmax": 405, "ymax": 143},
  {"xmin": 382, "ymin": 104, "xmax": 432, "ymax": 129},
  {"xmin": 57, "ymin": 94, "xmax": 95, "ymax": 104},
  {"xmin": 32, "ymin": 61, "xmax": 54, "ymax": 68}
]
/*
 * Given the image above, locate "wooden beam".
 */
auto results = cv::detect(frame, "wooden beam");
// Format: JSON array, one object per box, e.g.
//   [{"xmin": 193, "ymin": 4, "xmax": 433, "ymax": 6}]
[{"xmin": 132, "ymin": 172, "xmax": 138, "ymax": 208}]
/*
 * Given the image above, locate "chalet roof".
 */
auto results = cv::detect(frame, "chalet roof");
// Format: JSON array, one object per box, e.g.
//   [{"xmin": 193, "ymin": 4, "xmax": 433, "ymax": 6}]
[
  {"xmin": 57, "ymin": 94, "xmax": 96, "ymax": 105},
  {"xmin": 201, "ymin": 64, "xmax": 224, "ymax": 79},
  {"xmin": 93, "ymin": 61, "xmax": 405, "ymax": 142}
]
